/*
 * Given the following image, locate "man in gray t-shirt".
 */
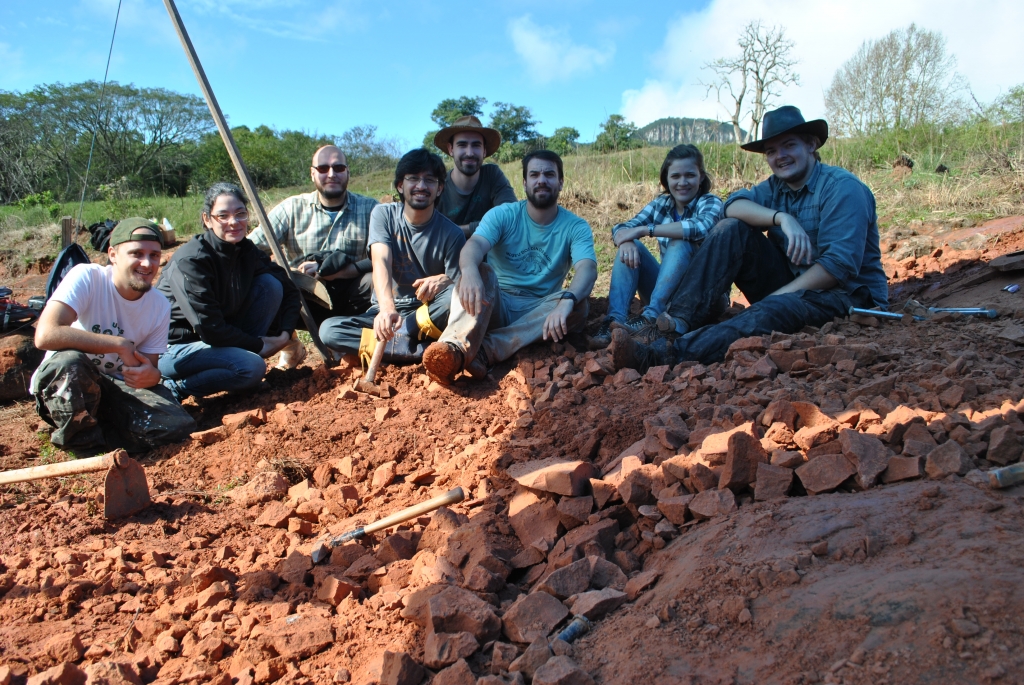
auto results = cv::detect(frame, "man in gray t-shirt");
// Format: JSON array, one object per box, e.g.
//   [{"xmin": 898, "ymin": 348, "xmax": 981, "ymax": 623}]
[
  {"xmin": 434, "ymin": 116, "xmax": 517, "ymax": 238},
  {"xmin": 319, "ymin": 149, "xmax": 465, "ymax": 363}
]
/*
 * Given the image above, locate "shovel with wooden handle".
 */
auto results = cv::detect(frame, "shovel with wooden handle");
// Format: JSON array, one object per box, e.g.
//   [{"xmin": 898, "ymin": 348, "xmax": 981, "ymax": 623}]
[{"xmin": 0, "ymin": 449, "xmax": 151, "ymax": 519}]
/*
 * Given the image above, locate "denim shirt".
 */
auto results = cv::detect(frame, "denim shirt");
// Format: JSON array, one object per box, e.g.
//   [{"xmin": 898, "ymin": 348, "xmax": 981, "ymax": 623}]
[{"xmin": 724, "ymin": 162, "xmax": 888, "ymax": 307}]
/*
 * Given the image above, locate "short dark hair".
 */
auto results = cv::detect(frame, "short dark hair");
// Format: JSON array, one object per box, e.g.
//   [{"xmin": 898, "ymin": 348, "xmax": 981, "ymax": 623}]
[
  {"xmin": 202, "ymin": 182, "xmax": 247, "ymax": 224},
  {"xmin": 394, "ymin": 149, "xmax": 447, "ymax": 206},
  {"xmin": 522, "ymin": 150, "xmax": 563, "ymax": 180},
  {"xmin": 659, "ymin": 144, "xmax": 712, "ymax": 197}
]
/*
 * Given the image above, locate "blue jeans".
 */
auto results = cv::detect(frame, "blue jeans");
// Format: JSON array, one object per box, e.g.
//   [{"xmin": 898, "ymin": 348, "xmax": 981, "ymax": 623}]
[
  {"xmin": 159, "ymin": 273, "xmax": 282, "ymax": 398},
  {"xmin": 607, "ymin": 239, "xmax": 696, "ymax": 322},
  {"xmin": 663, "ymin": 219, "xmax": 868, "ymax": 364}
]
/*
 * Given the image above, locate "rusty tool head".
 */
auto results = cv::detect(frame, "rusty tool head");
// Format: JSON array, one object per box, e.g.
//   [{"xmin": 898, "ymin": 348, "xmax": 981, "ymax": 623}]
[
  {"xmin": 352, "ymin": 336, "xmax": 387, "ymax": 395},
  {"xmin": 102, "ymin": 450, "xmax": 152, "ymax": 519}
]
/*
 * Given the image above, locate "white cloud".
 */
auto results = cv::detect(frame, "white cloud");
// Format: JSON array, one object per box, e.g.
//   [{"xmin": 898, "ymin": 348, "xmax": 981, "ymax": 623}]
[
  {"xmin": 621, "ymin": 0, "xmax": 1024, "ymax": 129},
  {"xmin": 508, "ymin": 15, "xmax": 613, "ymax": 85}
]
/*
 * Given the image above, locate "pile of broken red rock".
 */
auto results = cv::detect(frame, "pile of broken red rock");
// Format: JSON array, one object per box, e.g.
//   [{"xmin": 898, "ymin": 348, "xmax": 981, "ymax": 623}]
[
  {"xmin": 24, "ymin": 328, "xmax": 1021, "ymax": 685},
  {"xmin": 308, "ymin": 346, "xmax": 1022, "ymax": 685}
]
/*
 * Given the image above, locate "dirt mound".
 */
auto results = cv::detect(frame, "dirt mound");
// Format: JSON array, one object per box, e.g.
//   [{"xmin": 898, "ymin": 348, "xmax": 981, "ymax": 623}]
[
  {"xmin": 0, "ymin": 217, "xmax": 1024, "ymax": 684},
  {"xmin": 577, "ymin": 479, "xmax": 1024, "ymax": 684}
]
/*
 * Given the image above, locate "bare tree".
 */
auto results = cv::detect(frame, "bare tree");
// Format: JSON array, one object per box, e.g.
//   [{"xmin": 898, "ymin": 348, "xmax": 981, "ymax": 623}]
[
  {"xmin": 702, "ymin": 21, "xmax": 799, "ymax": 143},
  {"xmin": 703, "ymin": 51, "xmax": 749, "ymax": 144},
  {"xmin": 825, "ymin": 24, "xmax": 963, "ymax": 136}
]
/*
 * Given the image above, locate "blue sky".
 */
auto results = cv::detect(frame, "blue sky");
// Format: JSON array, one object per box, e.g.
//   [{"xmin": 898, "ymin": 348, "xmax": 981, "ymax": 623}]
[{"xmin": 3, "ymin": 0, "xmax": 1023, "ymax": 151}]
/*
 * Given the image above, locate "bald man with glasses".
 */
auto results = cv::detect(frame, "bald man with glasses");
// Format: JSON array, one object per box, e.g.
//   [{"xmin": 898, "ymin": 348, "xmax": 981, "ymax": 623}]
[{"xmin": 249, "ymin": 145, "xmax": 378, "ymax": 323}]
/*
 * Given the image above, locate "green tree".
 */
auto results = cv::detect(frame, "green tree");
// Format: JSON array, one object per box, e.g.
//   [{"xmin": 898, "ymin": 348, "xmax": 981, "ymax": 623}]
[
  {"xmin": 423, "ymin": 96, "xmax": 487, "ymax": 154},
  {"xmin": 430, "ymin": 96, "xmax": 487, "ymax": 128},
  {"xmin": 193, "ymin": 126, "xmax": 356, "ymax": 191},
  {"xmin": 338, "ymin": 125, "xmax": 401, "ymax": 176},
  {"xmin": 0, "ymin": 81, "xmax": 213, "ymax": 200},
  {"xmin": 825, "ymin": 24, "xmax": 962, "ymax": 136},
  {"xmin": 593, "ymin": 115, "xmax": 643, "ymax": 153},
  {"xmin": 990, "ymin": 84, "xmax": 1024, "ymax": 124},
  {"xmin": 489, "ymin": 102, "xmax": 539, "ymax": 144},
  {"xmin": 547, "ymin": 127, "xmax": 580, "ymax": 156}
]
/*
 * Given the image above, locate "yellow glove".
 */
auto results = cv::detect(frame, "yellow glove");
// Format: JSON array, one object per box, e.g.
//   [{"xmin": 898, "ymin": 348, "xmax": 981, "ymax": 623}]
[{"xmin": 415, "ymin": 304, "xmax": 442, "ymax": 340}]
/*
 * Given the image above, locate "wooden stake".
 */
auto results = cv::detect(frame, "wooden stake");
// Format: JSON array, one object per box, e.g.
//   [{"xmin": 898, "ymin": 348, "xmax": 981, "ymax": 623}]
[
  {"xmin": 60, "ymin": 216, "xmax": 74, "ymax": 250},
  {"xmin": 160, "ymin": 0, "xmax": 335, "ymax": 366}
]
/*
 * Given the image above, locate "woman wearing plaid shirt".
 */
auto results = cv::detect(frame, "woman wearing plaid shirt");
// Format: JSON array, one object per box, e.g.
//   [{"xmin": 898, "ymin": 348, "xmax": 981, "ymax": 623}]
[{"xmin": 592, "ymin": 144, "xmax": 723, "ymax": 346}]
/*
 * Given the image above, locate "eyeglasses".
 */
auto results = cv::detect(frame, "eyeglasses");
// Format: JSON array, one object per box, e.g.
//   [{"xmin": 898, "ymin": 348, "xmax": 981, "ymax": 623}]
[
  {"xmin": 210, "ymin": 210, "xmax": 249, "ymax": 223},
  {"xmin": 314, "ymin": 163, "xmax": 349, "ymax": 174},
  {"xmin": 402, "ymin": 175, "xmax": 439, "ymax": 187}
]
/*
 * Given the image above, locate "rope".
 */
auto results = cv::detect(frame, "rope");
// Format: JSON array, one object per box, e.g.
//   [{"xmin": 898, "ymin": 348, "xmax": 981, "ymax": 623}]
[{"xmin": 75, "ymin": 0, "xmax": 124, "ymax": 228}]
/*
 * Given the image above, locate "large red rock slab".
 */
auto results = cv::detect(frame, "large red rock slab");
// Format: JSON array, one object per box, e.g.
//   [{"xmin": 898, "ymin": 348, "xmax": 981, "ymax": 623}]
[
  {"xmin": 502, "ymin": 591, "xmax": 569, "ymax": 643},
  {"xmin": 427, "ymin": 586, "xmax": 501, "ymax": 643},
  {"xmin": 260, "ymin": 614, "xmax": 334, "ymax": 660},
  {"xmin": 508, "ymin": 458, "xmax": 599, "ymax": 496},
  {"xmin": 795, "ymin": 453, "xmax": 856, "ymax": 495},
  {"xmin": 688, "ymin": 489, "xmax": 737, "ymax": 520},
  {"xmin": 839, "ymin": 429, "xmax": 890, "ymax": 489}
]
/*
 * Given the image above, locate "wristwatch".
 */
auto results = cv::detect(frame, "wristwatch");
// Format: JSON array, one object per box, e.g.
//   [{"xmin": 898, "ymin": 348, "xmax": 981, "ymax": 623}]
[
  {"xmin": 648, "ymin": 224, "xmax": 655, "ymax": 238},
  {"xmin": 560, "ymin": 291, "xmax": 578, "ymax": 305}
]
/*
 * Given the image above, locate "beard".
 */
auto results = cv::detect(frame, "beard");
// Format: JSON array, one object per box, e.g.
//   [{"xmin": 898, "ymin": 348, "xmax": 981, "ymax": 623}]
[
  {"xmin": 405, "ymin": 192, "xmax": 433, "ymax": 210},
  {"xmin": 316, "ymin": 178, "xmax": 346, "ymax": 201},
  {"xmin": 454, "ymin": 156, "xmax": 480, "ymax": 175},
  {"xmin": 526, "ymin": 184, "xmax": 559, "ymax": 210},
  {"xmin": 127, "ymin": 277, "xmax": 152, "ymax": 293}
]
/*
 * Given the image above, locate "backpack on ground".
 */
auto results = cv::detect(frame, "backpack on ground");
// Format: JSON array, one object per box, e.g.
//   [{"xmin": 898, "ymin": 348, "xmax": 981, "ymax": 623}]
[
  {"xmin": 0, "ymin": 286, "xmax": 39, "ymax": 334},
  {"xmin": 88, "ymin": 219, "xmax": 118, "ymax": 254}
]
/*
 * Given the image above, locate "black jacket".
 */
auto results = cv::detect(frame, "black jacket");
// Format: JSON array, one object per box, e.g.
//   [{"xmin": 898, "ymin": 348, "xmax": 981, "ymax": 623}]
[{"xmin": 158, "ymin": 231, "xmax": 301, "ymax": 353}]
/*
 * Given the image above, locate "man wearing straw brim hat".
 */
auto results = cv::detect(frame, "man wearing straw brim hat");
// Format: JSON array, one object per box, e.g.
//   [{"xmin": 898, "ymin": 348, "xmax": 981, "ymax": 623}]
[
  {"xmin": 434, "ymin": 115, "xmax": 517, "ymax": 238},
  {"xmin": 608, "ymin": 105, "xmax": 888, "ymax": 371}
]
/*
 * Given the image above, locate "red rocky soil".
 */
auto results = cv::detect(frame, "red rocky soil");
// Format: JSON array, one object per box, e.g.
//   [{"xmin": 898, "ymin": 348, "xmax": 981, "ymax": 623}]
[{"xmin": 1, "ymin": 220, "xmax": 1024, "ymax": 685}]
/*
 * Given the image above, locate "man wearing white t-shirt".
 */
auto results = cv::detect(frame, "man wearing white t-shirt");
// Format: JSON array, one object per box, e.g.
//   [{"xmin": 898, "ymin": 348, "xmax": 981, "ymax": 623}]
[{"xmin": 31, "ymin": 218, "xmax": 196, "ymax": 451}]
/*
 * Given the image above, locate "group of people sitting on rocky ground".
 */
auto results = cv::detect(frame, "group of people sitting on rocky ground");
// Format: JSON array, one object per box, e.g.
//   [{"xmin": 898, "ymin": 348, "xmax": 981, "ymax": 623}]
[{"xmin": 29, "ymin": 105, "xmax": 889, "ymax": 457}]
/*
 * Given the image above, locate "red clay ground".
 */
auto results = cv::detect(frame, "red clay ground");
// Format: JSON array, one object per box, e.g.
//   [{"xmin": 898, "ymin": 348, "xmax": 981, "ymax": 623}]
[{"xmin": 1, "ymin": 218, "xmax": 1024, "ymax": 685}]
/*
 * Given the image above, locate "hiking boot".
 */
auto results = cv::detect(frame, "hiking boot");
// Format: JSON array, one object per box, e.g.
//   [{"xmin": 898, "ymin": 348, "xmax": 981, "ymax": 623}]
[
  {"xmin": 162, "ymin": 378, "xmax": 186, "ymax": 403},
  {"xmin": 464, "ymin": 351, "xmax": 490, "ymax": 380},
  {"xmin": 275, "ymin": 332, "xmax": 308, "ymax": 370},
  {"xmin": 656, "ymin": 312, "xmax": 689, "ymax": 335},
  {"xmin": 588, "ymin": 319, "xmax": 613, "ymax": 349},
  {"xmin": 422, "ymin": 341, "xmax": 464, "ymax": 385},
  {"xmin": 610, "ymin": 315, "xmax": 654, "ymax": 334},
  {"xmin": 606, "ymin": 317, "xmax": 663, "ymax": 348},
  {"xmin": 608, "ymin": 328, "xmax": 675, "ymax": 373}
]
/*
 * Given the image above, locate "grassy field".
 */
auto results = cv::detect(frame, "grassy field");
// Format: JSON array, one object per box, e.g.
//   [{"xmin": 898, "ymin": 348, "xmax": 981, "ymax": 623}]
[{"xmin": 2, "ymin": 121, "xmax": 1022, "ymax": 296}]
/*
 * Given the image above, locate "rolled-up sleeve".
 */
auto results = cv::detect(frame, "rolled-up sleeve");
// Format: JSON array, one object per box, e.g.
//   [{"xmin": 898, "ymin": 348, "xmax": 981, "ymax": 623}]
[
  {"xmin": 681, "ymin": 194, "xmax": 724, "ymax": 241},
  {"xmin": 611, "ymin": 199, "xmax": 658, "ymax": 239},
  {"xmin": 813, "ymin": 177, "xmax": 872, "ymax": 288},
  {"xmin": 723, "ymin": 181, "xmax": 771, "ymax": 213}
]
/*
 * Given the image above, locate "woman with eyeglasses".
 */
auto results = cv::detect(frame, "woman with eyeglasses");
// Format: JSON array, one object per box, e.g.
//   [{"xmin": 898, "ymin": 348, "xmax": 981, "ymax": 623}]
[{"xmin": 156, "ymin": 182, "xmax": 302, "ymax": 401}]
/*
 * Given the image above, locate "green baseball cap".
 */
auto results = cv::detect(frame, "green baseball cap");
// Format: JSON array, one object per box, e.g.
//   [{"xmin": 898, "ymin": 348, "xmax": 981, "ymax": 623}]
[{"xmin": 110, "ymin": 217, "xmax": 164, "ymax": 248}]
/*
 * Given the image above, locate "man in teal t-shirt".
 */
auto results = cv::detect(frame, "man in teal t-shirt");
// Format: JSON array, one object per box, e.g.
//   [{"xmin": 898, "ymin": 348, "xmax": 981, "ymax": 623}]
[{"xmin": 422, "ymin": 150, "xmax": 598, "ymax": 384}]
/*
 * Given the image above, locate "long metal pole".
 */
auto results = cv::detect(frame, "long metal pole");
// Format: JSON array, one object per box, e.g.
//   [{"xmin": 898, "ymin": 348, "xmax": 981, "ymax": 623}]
[{"xmin": 161, "ymin": 0, "xmax": 335, "ymax": 366}]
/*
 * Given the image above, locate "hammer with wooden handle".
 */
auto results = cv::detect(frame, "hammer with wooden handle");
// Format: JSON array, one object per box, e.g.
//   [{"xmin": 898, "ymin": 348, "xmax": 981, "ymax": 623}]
[{"xmin": 311, "ymin": 487, "xmax": 465, "ymax": 563}]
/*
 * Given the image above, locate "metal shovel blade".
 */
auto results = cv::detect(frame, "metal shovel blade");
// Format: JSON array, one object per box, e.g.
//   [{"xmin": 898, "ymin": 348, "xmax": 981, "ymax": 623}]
[{"xmin": 102, "ymin": 456, "xmax": 152, "ymax": 519}]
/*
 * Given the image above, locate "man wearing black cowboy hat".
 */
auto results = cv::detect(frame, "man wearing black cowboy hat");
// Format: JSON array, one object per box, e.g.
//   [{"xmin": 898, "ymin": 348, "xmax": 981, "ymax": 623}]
[
  {"xmin": 609, "ymin": 105, "xmax": 888, "ymax": 371},
  {"xmin": 434, "ymin": 115, "xmax": 518, "ymax": 238}
]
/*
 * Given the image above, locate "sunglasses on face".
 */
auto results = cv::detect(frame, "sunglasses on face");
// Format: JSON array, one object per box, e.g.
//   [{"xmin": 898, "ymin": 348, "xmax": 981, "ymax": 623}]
[{"xmin": 314, "ymin": 164, "xmax": 348, "ymax": 174}]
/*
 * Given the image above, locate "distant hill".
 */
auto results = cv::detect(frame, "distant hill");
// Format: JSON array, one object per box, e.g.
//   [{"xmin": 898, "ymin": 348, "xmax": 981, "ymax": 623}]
[{"xmin": 636, "ymin": 117, "xmax": 746, "ymax": 146}]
